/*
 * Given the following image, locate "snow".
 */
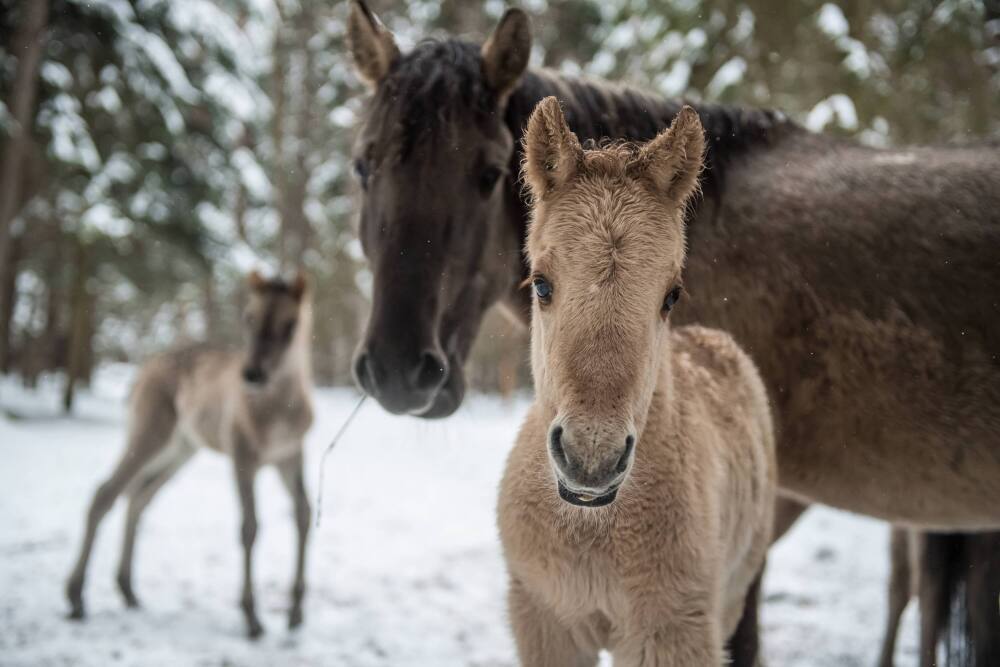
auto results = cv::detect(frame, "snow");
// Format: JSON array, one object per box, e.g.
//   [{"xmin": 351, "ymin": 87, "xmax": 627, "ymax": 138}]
[
  {"xmin": 706, "ymin": 57, "xmax": 747, "ymax": 98},
  {"xmin": 817, "ymin": 4, "xmax": 849, "ymax": 39},
  {"xmin": 1, "ymin": 370, "xmax": 920, "ymax": 666},
  {"xmin": 807, "ymin": 93, "xmax": 859, "ymax": 132}
]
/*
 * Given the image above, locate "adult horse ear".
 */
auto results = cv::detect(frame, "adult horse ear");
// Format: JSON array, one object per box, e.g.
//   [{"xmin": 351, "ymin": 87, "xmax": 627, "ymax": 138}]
[
  {"xmin": 347, "ymin": 0, "xmax": 399, "ymax": 88},
  {"xmin": 523, "ymin": 97, "xmax": 583, "ymax": 199},
  {"xmin": 633, "ymin": 105, "xmax": 706, "ymax": 205},
  {"xmin": 481, "ymin": 8, "xmax": 531, "ymax": 102}
]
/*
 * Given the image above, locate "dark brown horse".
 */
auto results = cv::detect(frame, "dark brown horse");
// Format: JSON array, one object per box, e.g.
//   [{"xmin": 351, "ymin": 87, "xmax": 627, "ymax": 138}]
[{"xmin": 345, "ymin": 1, "xmax": 999, "ymax": 662}]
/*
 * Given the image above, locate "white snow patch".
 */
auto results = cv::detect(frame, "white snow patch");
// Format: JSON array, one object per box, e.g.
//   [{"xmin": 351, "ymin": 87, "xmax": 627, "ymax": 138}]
[
  {"xmin": 706, "ymin": 57, "xmax": 746, "ymax": 98},
  {"xmin": 0, "ymin": 377, "xmax": 922, "ymax": 666},
  {"xmin": 806, "ymin": 94, "xmax": 859, "ymax": 131},
  {"xmin": 817, "ymin": 4, "xmax": 849, "ymax": 38}
]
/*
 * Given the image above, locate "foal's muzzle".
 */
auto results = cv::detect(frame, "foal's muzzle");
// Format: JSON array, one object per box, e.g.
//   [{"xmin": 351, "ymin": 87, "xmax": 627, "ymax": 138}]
[{"xmin": 548, "ymin": 422, "xmax": 636, "ymax": 507}]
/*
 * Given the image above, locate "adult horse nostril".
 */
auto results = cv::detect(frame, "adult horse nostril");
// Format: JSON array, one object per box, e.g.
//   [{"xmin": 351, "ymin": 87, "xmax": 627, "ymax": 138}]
[
  {"xmin": 353, "ymin": 352, "xmax": 375, "ymax": 394},
  {"xmin": 549, "ymin": 425, "xmax": 567, "ymax": 467},
  {"xmin": 616, "ymin": 435, "xmax": 636, "ymax": 474},
  {"xmin": 413, "ymin": 350, "xmax": 447, "ymax": 392}
]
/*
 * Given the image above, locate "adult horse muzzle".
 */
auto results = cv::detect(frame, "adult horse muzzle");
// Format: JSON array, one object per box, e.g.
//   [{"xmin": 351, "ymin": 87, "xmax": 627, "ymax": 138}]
[{"xmin": 353, "ymin": 345, "xmax": 464, "ymax": 418}]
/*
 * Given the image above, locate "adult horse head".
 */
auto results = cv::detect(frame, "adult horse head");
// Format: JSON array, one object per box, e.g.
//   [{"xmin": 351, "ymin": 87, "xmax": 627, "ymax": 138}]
[{"xmin": 347, "ymin": 1, "xmax": 531, "ymax": 417}]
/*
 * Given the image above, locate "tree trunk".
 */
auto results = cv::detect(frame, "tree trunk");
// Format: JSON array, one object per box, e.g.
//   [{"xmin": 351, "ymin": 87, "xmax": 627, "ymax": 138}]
[
  {"xmin": 62, "ymin": 238, "xmax": 91, "ymax": 413},
  {"xmin": 0, "ymin": 0, "xmax": 49, "ymax": 377},
  {"xmin": 0, "ymin": 0, "xmax": 49, "ymax": 277},
  {"xmin": 0, "ymin": 234, "xmax": 22, "ymax": 373}
]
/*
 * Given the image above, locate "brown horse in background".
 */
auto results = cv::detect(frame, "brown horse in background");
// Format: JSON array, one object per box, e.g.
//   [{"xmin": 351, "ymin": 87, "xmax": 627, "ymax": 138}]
[
  {"xmin": 345, "ymin": 1, "xmax": 1000, "ymax": 661},
  {"xmin": 66, "ymin": 272, "xmax": 315, "ymax": 638}
]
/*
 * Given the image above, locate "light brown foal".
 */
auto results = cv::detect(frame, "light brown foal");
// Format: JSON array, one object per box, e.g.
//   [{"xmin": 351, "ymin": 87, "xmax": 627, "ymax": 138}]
[
  {"xmin": 66, "ymin": 272, "xmax": 314, "ymax": 638},
  {"xmin": 498, "ymin": 99, "xmax": 776, "ymax": 665}
]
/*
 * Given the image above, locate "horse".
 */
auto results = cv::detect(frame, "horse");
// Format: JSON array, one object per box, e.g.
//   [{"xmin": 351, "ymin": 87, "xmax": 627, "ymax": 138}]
[
  {"xmin": 65, "ymin": 272, "xmax": 315, "ymax": 638},
  {"xmin": 878, "ymin": 529, "xmax": 1000, "ymax": 666},
  {"xmin": 344, "ymin": 1, "xmax": 1000, "ymax": 660},
  {"xmin": 498, "ymin": 99, "xmax": 775, "ymax": 666}
]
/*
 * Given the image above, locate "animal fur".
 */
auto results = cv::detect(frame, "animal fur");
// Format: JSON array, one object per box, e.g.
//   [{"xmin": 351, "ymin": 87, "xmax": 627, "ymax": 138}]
[
  {"xmin": 65, "ymin": 272, "xmax": 315, "ymax": 638},
  {"xmin": 498, "ymin": 99, "xmax": 776, "ymax": 666}
]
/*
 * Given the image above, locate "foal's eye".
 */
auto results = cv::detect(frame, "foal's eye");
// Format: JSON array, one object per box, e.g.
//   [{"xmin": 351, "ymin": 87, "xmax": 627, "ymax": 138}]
[
  {"xmin": 532, "ymin": 276, "xmax": 553, "ymax": 304},
  {"xmin": 662, "ymin": 286, "xmax": 682, "ymax": 316},
  {"xmin": 353, "ymin": 159, "xmax": 371, "ymax": 190},
  {"xmin": 479, "ymin": 166, "xmax": 503, "ymax": 195}
]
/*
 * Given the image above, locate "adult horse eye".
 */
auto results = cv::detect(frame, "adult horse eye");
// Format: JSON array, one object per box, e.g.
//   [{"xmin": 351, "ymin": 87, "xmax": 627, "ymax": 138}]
[
  {"xmin": 479, "ymin": 166, "xmax": 503, "ymax": 196},
  {"xmin": 533, "ymin": 276, "xmax": 553, "ymax": 304},
  {"xmin": 662, "ymin": 286, "xmax": 682, "ymax": 316},
  {"xmin": 282, "ymin": 320, "xmax": 296, "ymax": 341},
  {"xmin": 353, "ymin": 159, "xmax": 371, "ymax": 190}
]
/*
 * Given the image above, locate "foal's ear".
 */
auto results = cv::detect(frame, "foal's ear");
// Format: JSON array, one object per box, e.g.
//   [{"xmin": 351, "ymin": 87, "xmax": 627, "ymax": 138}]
[
  {"xmin": 289, "ymin": 271, "xmax": 308, "ymax": 301},
  {"xmin": 347, "ymin": 0, "xmax": 399, "ymax": 88},
  {"xmin": 523, "ymin": 97, "xmax": 583, "ymax": 199},
  {"xmin": 482, "ymin": 9, "xmax": 531, "ymax": 103},
  {"xmin": 633, "ymin": 106, "xmax": 706, "ymax": 205},
  {"xmin": 248, "ymin": 270, "xmax": 268, "ymax": 292}
]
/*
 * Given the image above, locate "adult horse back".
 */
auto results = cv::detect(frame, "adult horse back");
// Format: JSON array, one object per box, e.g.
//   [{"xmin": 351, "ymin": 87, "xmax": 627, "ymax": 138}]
[{"xmin": 345, "ymin": 1, "xmax": 1000, "ymax": 528}]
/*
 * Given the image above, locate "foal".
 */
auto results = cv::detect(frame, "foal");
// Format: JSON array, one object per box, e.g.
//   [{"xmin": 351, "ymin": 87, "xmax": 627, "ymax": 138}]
[
  {"xmin": 66, "ymin": 272, "xmax": 314, "ymax": 637},
  {"xmin": 498, "ymin": 99, "xmax": 775, "ymax": 665}
]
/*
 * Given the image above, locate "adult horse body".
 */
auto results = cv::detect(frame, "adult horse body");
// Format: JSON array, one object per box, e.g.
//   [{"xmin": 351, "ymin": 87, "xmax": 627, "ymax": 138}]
[{"xmin": 347, "ymin": 2, "xmax": 1000, "ymax": 532}]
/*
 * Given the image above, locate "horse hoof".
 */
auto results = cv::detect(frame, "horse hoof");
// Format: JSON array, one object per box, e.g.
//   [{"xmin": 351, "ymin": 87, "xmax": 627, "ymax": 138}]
[
  {"xmin": 123, "ymin": 596, "xmax": 141, "ymax": 610},
  {"xmin": 247, "ymin": 621, "xmax": 265, "ymax": 640},
  {"xmin": 288, "ymin": 608, "xmax": 303, "ymax": 630},
  {"xmin": 67, "ymin": 605, "xmax": 85, "ymax": 621}
]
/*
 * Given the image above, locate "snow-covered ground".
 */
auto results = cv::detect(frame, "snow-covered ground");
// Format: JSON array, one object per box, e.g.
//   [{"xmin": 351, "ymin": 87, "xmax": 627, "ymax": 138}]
[{"xmin": 0, "ymin": 368, "xmax": 919, "ymax": 666}]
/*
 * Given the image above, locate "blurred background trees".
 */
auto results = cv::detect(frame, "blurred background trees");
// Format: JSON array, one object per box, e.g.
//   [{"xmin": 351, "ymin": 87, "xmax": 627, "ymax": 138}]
[{"xmin": 1, "ymin": 0, "xmax": 998, "ymax": 410}]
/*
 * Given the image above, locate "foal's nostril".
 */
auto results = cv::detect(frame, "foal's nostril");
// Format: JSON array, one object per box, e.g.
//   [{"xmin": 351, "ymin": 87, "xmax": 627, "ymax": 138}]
[
  {"xmin": 242, "ymin": 367, "xmax": 264, "ymax": 384},
  {"xmin": 549, "ymin": 425, "xmax": 567, "ymax": 467},
  {"xmin": 413, "ymin": 350, "xmax": 447, "ymax": 391},
  {"xmin": 616, "ymin": 435, "xmax": 636, "ymax": 474}
]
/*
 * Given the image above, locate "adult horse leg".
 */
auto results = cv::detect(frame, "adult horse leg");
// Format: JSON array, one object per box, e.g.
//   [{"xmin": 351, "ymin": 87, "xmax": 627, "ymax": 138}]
[{"xmin": 877, "ymin": 528, "xmax": 913, "ymax": 667}]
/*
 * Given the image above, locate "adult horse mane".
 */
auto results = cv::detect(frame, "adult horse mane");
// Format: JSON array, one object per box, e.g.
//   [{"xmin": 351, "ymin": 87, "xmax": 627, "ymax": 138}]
[{"xmin": 367, "ymin": 37, "xmax": 793, "ymax": 212}]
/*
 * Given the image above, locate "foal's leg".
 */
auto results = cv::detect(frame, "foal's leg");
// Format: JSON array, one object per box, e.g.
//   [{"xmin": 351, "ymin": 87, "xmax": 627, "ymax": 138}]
[
  {"xmin": 507, "ymin": 578, "xmax": 600, "ymax": 667},
  {"xmin": 276, "ymin": 448, "xmax": 310, "ymax": 630},
  {"xmin": 234, "ymin": 438, "xmax": 264, "ymax": 638},
  {"xmin": 876, "ymin": 528, "xmax": 912, "ymax": 667},
  {"xmin": 116, "ymin": 440, "xmax": 195, "ymax": 608},
  {"xmin": 613, "ymin": 621, "xmax": 722, "ymax": 667},
  {"xmin": 66, "ymin": 401, "xmax": 177, "ymax": 619}
]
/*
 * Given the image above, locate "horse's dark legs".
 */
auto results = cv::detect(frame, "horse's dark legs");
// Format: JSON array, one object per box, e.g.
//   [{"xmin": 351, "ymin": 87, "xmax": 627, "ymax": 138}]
[
  {"xmin": 877, "ymin": 528, "xmax": 913, "ymax": 667},
  {"xmin": 726, "ymin": 567, "xmax": 764, "ymax": 667}
]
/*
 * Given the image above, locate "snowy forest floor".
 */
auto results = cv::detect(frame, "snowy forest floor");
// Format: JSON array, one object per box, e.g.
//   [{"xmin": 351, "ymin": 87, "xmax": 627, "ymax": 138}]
[{"xmin": 1, "ymin": 367, "xmax": 919, "ymax": 666}]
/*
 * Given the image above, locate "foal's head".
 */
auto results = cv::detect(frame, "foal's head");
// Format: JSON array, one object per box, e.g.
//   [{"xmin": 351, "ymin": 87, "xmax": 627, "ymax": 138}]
[
  {"xmin": 241, "ymin": 271, "xmax": 309, "ymax": 386},
  {"xmin": 523, "ymin": 98, "xmax": 705, "ymax": 507}
]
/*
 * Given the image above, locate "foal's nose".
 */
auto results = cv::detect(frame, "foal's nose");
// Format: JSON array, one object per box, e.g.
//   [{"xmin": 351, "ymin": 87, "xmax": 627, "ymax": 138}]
[{"xmin": 548, "ymin": 421, "xmax": 636, "ymax": 495}]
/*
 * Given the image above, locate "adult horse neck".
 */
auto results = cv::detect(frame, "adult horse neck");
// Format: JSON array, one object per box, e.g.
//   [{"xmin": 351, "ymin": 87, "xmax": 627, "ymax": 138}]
[{"xmin": 347, "ymin": 3, "xmax": 1000, "ymax": 530}]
